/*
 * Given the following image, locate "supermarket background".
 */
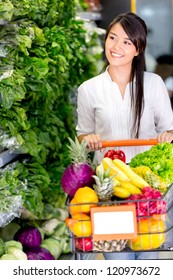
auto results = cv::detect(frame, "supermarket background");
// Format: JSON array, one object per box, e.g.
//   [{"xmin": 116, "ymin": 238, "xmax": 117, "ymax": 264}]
[{"xmin": 0, "ymin": 0, "xmax": 173, "ymax": 261}]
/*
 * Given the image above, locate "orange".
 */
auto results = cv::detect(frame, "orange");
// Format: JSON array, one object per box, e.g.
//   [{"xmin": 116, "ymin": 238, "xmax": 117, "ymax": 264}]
[
  {"xmin": 74, "ymin": 186, "xmax": 99, "ymax": 213},
  {"xmin": 67, "ymin": 213, "xmax": 92, "ymax": 237},
  {"xmin": 69, "ymin": 198, "xmax": 81, "ymax": 216}
]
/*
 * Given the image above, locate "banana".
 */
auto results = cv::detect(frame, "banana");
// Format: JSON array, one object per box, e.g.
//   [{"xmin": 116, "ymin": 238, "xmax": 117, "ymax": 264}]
[
  {"xmin": 102, "ymin": 157, "xmax": 130, "ymax": 182},
  {"xmin": 113, "ymin": 159, "xmax": 148, "ymax": 189},
  {"xmin": 113, "ymin": 186, "xmax": 131, "ymax": 198},
  {"xmin": 112, "ymin": 177, "xmax": 122, "ymax": 187},
  {"xmin": 120, "ymin": 181, "xmax": 142, "ymax": 195}
]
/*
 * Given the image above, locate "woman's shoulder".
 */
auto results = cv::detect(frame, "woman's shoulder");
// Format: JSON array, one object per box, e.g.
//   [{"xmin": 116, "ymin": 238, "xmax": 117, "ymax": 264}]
[
  {"xmin": 78, "ymin": 71, "xmax": 106, "ymax": 90},
  {"xmin": 144, "ymin": 71, "xmax": 163, "ymax": 80},
  {"xmin": 144, "ymin": 71, "xmax": 165, "ymax": 86}
]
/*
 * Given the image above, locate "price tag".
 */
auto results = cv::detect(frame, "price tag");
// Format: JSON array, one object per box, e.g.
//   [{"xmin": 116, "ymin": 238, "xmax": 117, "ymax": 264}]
[{"xmin": 90, "ymin": 204, "xmax": 137, "ymax": 241}]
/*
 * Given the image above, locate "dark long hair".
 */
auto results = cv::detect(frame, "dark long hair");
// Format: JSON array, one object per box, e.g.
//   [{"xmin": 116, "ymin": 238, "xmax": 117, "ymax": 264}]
[{"xmin": 103, "ymin": 12, "xmax": 147, "ymax": 138}]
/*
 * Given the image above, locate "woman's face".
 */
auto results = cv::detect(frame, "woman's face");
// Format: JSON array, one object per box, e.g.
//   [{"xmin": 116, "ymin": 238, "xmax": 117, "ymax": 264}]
[{"xmin": 105, "ymin": 22, "xmax": 139, "ymax": 68}]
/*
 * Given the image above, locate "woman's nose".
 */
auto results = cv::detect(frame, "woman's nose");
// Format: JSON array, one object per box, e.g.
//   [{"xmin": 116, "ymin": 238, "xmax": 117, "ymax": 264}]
[{"xmin": 113, "ymin": 40, "xmax": 121, "ymax": 49}]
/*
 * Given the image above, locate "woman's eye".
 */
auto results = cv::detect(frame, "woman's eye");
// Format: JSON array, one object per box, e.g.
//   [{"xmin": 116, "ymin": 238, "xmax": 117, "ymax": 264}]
[
  {"xmin": 109, "ymin": 35, "xmax": 116, "ymax": 40},
  {"xmin": 124, "ymin": 40, "xmax": 131, "ymax": 45}
]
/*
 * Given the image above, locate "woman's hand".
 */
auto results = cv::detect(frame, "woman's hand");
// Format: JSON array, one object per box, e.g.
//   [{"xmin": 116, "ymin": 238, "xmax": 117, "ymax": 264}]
[
  {"xmin": 157, "ymin": 131, "xmax": 173, "ymax": 143},
  {"xmin": 82, "ymin": 134, "xmax": 102, "ymax": 151}
]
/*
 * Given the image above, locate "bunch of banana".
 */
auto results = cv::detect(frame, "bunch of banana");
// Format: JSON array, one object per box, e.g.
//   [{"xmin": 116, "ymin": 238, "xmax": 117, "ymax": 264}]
[
  {"xmin": 101, "ymin": 157, "xmax": 130, "ymax": 183},
  {"xmin": 112, "ymin": 159, "xmax": 149, "ymax": 189},
  {"xmin": 93, "ymin": 158, "xmax": 147, "ymax": 200},
  {"xmin": 113, "ymin": 181, "xmax": 142, "ymax": 198}
]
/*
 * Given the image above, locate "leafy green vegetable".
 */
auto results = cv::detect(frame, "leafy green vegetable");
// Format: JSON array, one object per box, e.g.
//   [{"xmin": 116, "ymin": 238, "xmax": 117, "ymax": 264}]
[
  {"xmin": 0, "ymin": 222, "xmax": 20, "ymax": 242},
  {"xmin": 0, "ymin": 161, "xmax": 44, "ymax": 220},
  {"xmin": 130, "ymin": 143, "xmax": 173, "ymax": 183},
  {"xmin": 41, "ymin": 237, "xmax": 62, "ymax": 259},
  {"xmin": 0, "ymin": 0, "xmax": 103, "ymax": 223},
  {"xmin": 0, "ymin": 238, "xmax": 5, "ymax": 257},
  {"xmin": 62, "ymin": 238, "xmax": 71, "ymax": 254},
  {"xmin": 41, "ymin": 218, "xmax": 62, "ymax": 236},
  {"xmin": 4, "ymin": 240, "xmax": 23, "ymax": 250},
  {"xmin": 0, "ymin": 253, "xmax": 19, "ymax": 260},
  {"xmin": 5, "ymin": 246, "xmax": 27, "ymax": 259}
]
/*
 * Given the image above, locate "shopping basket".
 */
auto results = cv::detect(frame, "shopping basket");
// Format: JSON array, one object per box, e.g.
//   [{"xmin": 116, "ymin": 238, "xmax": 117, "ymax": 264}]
[{"xmin": 65, "ymin": 139, "xmax": 173, "ymax": 260}]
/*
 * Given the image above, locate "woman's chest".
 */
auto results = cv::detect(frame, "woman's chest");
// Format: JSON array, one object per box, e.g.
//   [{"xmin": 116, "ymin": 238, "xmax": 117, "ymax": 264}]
[{"xmin": 93, "ymin": 83, "xmax": 132, "ymax": 119}]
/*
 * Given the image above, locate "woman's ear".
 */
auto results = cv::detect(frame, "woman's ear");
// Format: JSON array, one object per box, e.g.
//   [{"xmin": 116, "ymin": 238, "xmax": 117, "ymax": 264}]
[{"xmin": 134, "ymin": 50, "xmax": 139, "ymax": 57}]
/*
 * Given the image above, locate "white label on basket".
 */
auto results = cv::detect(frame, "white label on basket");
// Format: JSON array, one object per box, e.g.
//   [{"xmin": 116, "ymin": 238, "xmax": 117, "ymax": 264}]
[{"xmin": 93, "ymin": 211, "xmax": 135, "ymax": 234}]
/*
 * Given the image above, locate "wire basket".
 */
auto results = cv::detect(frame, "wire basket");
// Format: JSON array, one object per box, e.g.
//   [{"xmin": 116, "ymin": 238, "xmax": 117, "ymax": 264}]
[
  {"xmin": 66, "ymin": 184, "xmax": 173, "ymax": 255},
  {"xmin": 65, "ymin": 139, "xmax": 173, "ymax": 257}
]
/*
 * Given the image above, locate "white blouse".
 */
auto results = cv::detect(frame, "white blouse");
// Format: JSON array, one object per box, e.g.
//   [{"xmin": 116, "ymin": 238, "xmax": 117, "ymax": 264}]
[{"xmin": 76, "ymin": 70, "xmax": 173, "ymax": 164}]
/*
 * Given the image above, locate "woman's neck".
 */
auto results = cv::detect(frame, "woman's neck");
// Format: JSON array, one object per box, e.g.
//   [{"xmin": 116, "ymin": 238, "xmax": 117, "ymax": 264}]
[
  {"xmin": 108, "ymin": 65, "xmax": 132, "ymax": 97},
  {"xmin": 108, "ymin": 65, "xmax": 132, "ymax": 84}
]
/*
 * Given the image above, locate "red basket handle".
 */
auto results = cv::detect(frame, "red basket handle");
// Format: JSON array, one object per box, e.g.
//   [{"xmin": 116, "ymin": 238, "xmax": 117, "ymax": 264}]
[{"xmin": 101, "ymin": 138, "xmax": 158, "ymax": 148}]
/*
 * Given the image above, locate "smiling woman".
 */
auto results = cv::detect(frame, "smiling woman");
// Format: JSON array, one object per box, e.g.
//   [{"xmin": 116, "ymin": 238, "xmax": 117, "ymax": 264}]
[{"xmin": 75, "ymin": 12, "xmax": 173, "ymax": 259}]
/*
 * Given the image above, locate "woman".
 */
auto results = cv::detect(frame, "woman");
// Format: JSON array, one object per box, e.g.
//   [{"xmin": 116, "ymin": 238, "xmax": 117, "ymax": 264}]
[{"xmin": 76, "ymin": 12, "xmax": 173, "ymax": 259}]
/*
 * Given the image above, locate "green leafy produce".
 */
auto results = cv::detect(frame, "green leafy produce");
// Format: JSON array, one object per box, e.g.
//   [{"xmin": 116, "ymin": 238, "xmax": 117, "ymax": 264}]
[
  {"xmin": 5, "ymin": 246, "xmax": 27, "ymax": 260},
  {"xmin": 41, "ymin": 218, "xmax": 62, "ymax": 236},
  {"xmin": 0, "ymin": 238, "xmax": 5, "ymax": 257},
  {"xmin": 52, "ymin": 222, "xmax": 67, "ymax": 238},
  {"xmin": 129, "ymin": 143, "xmax": 173, "ymax": 183},
  {"xmin": 0, "ymin": 161, "xmax": 44, "ymax": 220},
  {"xmin": 0, "ymin": 239, "xmax": 27, "ymax": 260},
  {"xmin": 41, "ymin": 237, "xmax": 63, "ymax": 259},
  {"xmin": 0, "ymin": 253, "xmax": 19, "ymax": 260},
  {"xmin": 62, "ymin": 238, "xmax": 71, "ymax": 254},
  {"xmin": 0, "ymin": 0, "xmax": 103, "ymax": 232},
  {"xmin": 4, "ymin": 240, "xmax": 23, "ymax": 251}
]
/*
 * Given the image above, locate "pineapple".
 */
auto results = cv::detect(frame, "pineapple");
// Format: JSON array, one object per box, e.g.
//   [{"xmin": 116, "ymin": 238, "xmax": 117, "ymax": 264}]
[
  {"xmin": 92, "ymin": 164, "xmax": 120, "ymax": 201},
  {"xmin": 93, "ymin": 239, "xmax": 127, "ymax": 252},
  {"xmin": 67, "ymin": 137, "xmax": 92, "ymax": 165},
  {"xmin": 132, "ymin": 166, "xmax": 169, "ymax": 194}
]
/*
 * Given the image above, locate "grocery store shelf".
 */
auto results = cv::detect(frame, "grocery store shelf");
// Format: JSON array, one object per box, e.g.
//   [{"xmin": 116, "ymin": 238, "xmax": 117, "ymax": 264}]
[{"xmin": 0, "ymin": 150, "xmax": 19, "ymax": 168}]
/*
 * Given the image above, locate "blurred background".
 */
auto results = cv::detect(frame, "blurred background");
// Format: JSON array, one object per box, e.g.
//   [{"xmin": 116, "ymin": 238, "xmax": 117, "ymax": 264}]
[{"xmin": 84, "ymin": 0, "xmax": 173, "ymax": 61}]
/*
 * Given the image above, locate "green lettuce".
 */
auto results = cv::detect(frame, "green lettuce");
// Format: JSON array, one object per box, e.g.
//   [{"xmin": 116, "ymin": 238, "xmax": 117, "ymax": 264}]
[{"xmin": 129, "ymin": 143, "xmax": 173, "ymax": 183}]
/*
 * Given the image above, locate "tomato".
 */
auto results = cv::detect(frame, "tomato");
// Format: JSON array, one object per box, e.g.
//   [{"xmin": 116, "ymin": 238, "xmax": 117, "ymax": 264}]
[{"xmin": 104, "ymin": 149, "xmax": 126, "ymax": 163}]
